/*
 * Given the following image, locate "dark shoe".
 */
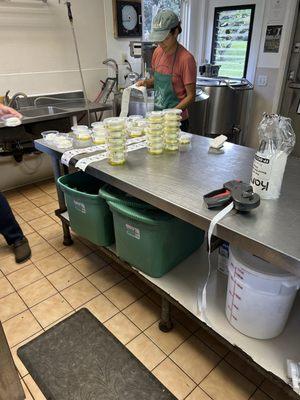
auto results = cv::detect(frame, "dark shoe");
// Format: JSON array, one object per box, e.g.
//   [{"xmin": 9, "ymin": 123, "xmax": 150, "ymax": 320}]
[{"xmin": 13, "ymin": 237, "xmax": 31, "ymax": 264}]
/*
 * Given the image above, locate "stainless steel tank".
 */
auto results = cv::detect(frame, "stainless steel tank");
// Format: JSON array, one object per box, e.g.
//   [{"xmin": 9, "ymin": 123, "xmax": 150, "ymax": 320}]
[{"xmin": 189, "ymin": 77, "xmax": 253, "ymax": 144}]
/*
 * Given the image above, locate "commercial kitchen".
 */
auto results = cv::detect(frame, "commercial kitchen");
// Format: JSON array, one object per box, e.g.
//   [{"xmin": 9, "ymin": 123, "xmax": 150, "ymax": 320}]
[{"xmin": 0, "ymin": 1, "xmax": 300, "ymax": 399}]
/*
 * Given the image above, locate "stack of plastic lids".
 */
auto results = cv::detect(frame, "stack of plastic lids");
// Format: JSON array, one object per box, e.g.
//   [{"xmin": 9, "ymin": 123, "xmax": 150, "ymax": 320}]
[
  {"xmin": 104, "ymin": 117, "xmax": 127, "ymax": 165},
  {"xmin": 91, "ymin": 122, "xmax": 106, "ymax": 144},
  {"xmin": 71, "ymin": 125, "xmax": 92, "ymax": 148},
  {"xmin": 126, "ymin": 115, "xmax": 145, "ymax": 138},
  {"xmin": 163, "ymin": 109, "xmax": 182, "ymax": 151},
  {"xmin": 146, "ymin": 111, "xmax": 164, "ymax": 155}
]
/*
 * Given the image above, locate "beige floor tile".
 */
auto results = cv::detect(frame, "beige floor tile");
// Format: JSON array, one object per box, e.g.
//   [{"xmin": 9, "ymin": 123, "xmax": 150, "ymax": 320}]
[
  {"xmin": 14, "ymin": 213, "xmax": 25, "ymax": 224},
  {"xmin": 127, "ymin": 274, "xmax": 151, "ymax": 293},
  {"xmin": 11, "ymin": 331, "xmax": 43, "ymax": 377},
  {"xmin": 50, "ymin": 192, "xmax": 58, "ymax": 200},
  {"xmin": 87, "ymin": 265, "xmax": 124, "ymax": 292},
  {"xmin": 260, "ymin": 379, "xmax": 295, "ymax": 400},
  {"xmin": 23, "ymin": 375, "xmax": 47, "ymax": 399},
  {"xmin": 7, "ymin": 264, "xmax": 43, "ymax": 290},
  {"xmin": 26, "ymin": 232, "xmax": 47, "ymax": 247},
  {"xmin": 250, "ymin": 390, "xmax": 272, "ymax": 400},
  {"xmin": 18, "ymin": 277, "xmax": 57, "ymax": 307},
  {"xmin": 73, "ymin": 252, "xmax": 107, "ymax": 277},
  {"xmin": 153, "ymin": 358, "xmax": 196, "ymax": 400},
  {"xmin": 60, "ymin": 241, "xmax": 92, "ymax": 263},
  {"xmin": 170, "ymin": 335, "xmax": 221, "ymax": 383},
  {"xmin": 21, "ymin": 208, "xmax": 46, "ymax": 222},
  {"xmin": 0, "ymin": 245, "xmax": 13, "ymax": 260},
  {"xmin": 123, "ymin": 296, "xmax": 160, "ymax": 330},
  {"xmin": 48, "ymin": 235, "xmax": 66, "ymax": 251},
  {"xmin": 34, "ymin": 252, "xmax": 69, "ymax": 275},
  {"xmin": 61, "ymin": 279, "xmax": 99, "ymax": 308},
  {"xmin": 40, "ymin": 201, "xmax": 58, "ymax": 214},
  {"xmin": 200, "ymin": 360, "xmax": 256, "ymax": 400},
  {"xmin": 4, "ymin": 191, "xmax": 28, "ymax": 206},
  {"xmin": 22, "ymin": 379, "xmax": 34, "ymax": 399},
  {"xmin": 49, "ymin": 212, "xmax": 60, "ymax": 223},
  {"xmin": 19, "ymin": 221, "xmax": 35, "ymax": 236},
  {"xmin": 3, "ymin": 310, "xmax": 41, "ymax": 347},
  {"xmin": 12, "ymin": 200, "xmax": 35, "ymax": 214},
  {"xmin": 38, "ymin": 223, "xmax": 62, "ymax": 241},
  {"xmin": 44, "ymin": 311, "xmax": 74, "ymax": 330},
  {"xmin": 126, "ymin": 333, "xmax": 166, "ymax": 371},
  {"xmin": 81, "ymin": 294, "xmax": 119, "ymax": 322},
  {"xmin": 195, "ymin": 326, "xmax": 231, "ymax": 357},
  {"xmin": 37, "ymin": 180, "xmax": 56, "ymax": 195},
  {"xmin": 0, "ymin": 255, "xmax": 32, "ymax": 275},
  {"xmin": 20, "ymin": 185, "xmax": 45, "ymax": 200},
  {"xmin": 105, "ymin": 280, "xmax": 143, "ymax": 310},
  {"xmin": 77, "ymin": 237, "xmax": 99, "ymax": 251},
  {"xmin": 186, "ymin": 387, "xmax": 212, "ymax": 400},
  {"xmin": 30, "ymin": 242, "xmax": 57, "ymax": 263},
  {"xmin": 225, "ymin": 351, "xmax": 264, "ymax": 386},
  {"xmin": 0, "ymin": 276, "xmax": 14, "ymax": 298},
  {"xmin": 31, "ymin": 194, "xmax": 54, "ymax": 207},
  {"xmin": 31, "ymin": 293, "xmax": 73, "ymax": 328},
  {"xmin": 0, "ymin": 292, "xmax": 27, "ymax": 321},
  {"xmin": 47, "ymin": 264, "xmax": 83, "ymax": 291},
  {"xmin": 104, "ymin": 313, "xmax": 140, "ymax": 344},
  {"xmin": 28, "ymin": 215, "xmax": 56, "ymax": 231},
  {"xmin": 145, "ymin": 320, "xmax": 190, "ymax": 355}
]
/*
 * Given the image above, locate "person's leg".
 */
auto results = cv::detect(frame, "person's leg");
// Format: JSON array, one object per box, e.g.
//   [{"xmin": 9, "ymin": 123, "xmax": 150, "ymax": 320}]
[
  {"xmin": 0, "ymin": 192, "xmax": 31, "ymax": 263},
  {"xmin": 181, "ymin": 118, "xmax": 190, "ymax": 132}
]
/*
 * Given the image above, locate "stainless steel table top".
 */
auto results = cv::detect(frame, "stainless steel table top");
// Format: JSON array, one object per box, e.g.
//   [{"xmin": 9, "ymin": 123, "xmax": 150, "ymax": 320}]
[{"xmin": 35, "ymin": 135, "xmax": 300, "ymax": 275}]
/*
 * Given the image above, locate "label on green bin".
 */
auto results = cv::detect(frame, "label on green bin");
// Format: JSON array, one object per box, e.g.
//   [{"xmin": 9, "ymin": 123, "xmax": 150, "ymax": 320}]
[
  {"xmin": 73, "ymin": 199, "xmax": 86, "ymax": 214},
  {"xmin": 125, "ymin": 223, "xmax": 140, "ymax": 239}
]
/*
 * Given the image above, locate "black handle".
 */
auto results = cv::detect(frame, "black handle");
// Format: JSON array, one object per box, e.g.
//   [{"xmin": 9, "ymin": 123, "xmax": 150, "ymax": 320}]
[{"xmin": 66, "ymin": 1, "xmax": 73, "ymax": 22}]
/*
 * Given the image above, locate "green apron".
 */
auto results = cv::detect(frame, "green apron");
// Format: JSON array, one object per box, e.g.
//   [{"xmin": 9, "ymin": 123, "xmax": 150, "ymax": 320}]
[{"xmin": 154, "ymin": 45, "xmax": 180, "ymax": 110}]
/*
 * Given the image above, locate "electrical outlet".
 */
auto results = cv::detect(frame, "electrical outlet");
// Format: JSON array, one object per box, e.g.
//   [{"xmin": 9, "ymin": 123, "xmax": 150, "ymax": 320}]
[{"xmin": 257, "ymin": 75, "xmax": 268, "ymax": 86}]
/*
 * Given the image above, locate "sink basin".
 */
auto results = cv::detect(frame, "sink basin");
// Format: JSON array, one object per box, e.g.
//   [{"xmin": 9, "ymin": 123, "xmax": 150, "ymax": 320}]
[{"xmin": 20, "ymin": 106, "xmax": 66, "ymax": 118}]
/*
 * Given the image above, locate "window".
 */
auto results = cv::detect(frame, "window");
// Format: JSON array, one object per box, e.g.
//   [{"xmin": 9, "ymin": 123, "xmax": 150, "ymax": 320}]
[
  {"xmin": 143, "ymin": 0, "xmax": 182, "ymax": 40},
  {"xmin": 211, "ymin": 5, "xmax": 255, "ymax": 78}
]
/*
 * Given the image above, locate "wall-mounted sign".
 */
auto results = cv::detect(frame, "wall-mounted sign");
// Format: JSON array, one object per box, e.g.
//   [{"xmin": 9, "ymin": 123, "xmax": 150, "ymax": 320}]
[{"xmin": 264, "ymin": 25, "xmax": 283, "ymax": 53}]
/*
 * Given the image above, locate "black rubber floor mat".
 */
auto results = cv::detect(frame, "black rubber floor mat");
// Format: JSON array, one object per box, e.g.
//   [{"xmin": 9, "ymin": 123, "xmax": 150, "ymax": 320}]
[{"xmin": 18, "ymin": 308, "xmax": 176, "ymax": 400}]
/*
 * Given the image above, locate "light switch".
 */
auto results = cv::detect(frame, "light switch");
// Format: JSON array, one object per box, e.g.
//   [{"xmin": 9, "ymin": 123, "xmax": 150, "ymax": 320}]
[{"xmin": 257, "ymin": 75, "xmax": 268, "ymax": 86}]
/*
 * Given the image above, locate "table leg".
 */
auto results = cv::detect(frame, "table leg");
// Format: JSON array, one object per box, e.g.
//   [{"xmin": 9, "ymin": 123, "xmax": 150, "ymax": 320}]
[
  {"xmin": 159, "ymin": 296, "xmax": 173, "ymax": 332},
  {"xmin": 51, "ymin": 155, "xmax": 73, "ymax": 246}
]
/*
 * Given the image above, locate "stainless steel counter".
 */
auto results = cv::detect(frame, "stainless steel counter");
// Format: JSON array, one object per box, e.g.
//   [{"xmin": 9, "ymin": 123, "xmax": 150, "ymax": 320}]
[
  {"xmin": 0, "ymin": 102, "xmax": 112, "ymax": 129},
  {"xmin": 35, "ymin": 135, "xmax": 300, "ymax": 275}
]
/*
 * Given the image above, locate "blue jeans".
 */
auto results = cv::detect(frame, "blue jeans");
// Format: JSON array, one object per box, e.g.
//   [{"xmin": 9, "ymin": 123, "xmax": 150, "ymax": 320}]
[{"xmin": 0, "ymin": 192, "xmax": 24, "ymax": 245}]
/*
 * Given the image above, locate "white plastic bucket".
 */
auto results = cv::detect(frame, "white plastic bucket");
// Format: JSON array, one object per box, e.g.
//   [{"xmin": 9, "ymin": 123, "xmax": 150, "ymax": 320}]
[{"xmin": 226, "ymin": 246, "xmax": 300, "ymax": 339}]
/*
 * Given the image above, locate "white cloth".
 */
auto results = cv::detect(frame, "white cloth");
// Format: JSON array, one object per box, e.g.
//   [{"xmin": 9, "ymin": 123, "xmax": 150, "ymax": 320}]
[{"xmin": 120, "ymin": 84, "xmax": 148, "ymax": 118}]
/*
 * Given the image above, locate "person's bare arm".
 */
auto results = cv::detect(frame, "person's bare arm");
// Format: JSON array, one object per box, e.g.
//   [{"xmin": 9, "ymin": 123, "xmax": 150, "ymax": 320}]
[
  {"xmin": 175, "ymin": 83, "xmax": 196, "ymax": 110},
  {"xmin": 0, "ymin": 104, "xmax": 22, "ymax": 118},
  {"xmin": 136, "ymin": 78, "xmax": 155, "ymax": 89}
]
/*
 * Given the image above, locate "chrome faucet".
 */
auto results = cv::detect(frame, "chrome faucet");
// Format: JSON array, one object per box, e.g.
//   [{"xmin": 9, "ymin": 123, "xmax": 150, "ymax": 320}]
[
  {"xmin": 7, "ymin": 92, "xmax": 29, "ymax": 109},
  {"xmin": 103, "ymin": 58, "xmax": 119, "ymax": 91}
]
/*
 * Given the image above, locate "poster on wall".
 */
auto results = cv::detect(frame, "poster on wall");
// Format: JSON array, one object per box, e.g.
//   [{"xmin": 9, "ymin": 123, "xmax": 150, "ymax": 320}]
[{"xmin": 264, "ymin": 25, "xmax": 283, "ymax": 53}]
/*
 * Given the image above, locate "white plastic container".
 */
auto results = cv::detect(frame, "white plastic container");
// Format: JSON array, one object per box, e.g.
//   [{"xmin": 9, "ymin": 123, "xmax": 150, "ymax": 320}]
[{"xmin": 226, "ymin": 246, "xmax": 300, "ymax": 339}]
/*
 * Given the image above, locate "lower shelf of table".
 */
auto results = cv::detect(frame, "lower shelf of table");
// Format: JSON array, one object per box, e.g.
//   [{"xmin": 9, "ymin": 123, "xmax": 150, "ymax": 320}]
[{"xmin": 60, "ymin": 210, "xmax": 299, "ymax": 389}]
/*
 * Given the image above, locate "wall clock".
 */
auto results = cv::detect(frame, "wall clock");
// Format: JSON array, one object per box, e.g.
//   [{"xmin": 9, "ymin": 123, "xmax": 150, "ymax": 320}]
[{"xmin": 114, "ymin": 0, "xmax": 142, "ymax": 38}]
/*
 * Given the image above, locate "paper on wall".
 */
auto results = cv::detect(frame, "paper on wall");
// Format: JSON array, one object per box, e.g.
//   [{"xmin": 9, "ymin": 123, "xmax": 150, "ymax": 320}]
[{"xmin": 120, "ymin": 84, "xmax": 148, "ymax": 118}]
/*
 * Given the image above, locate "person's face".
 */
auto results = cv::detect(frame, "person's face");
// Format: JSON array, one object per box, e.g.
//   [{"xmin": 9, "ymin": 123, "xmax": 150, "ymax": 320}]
[{"xmin": 158, "ymin": 29, "xmax": 178, "ymax": 51}]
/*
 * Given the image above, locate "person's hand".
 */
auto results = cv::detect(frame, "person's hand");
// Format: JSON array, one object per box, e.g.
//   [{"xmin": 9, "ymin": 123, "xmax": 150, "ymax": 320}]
[
  {"xmin": 136, "ymin": 80, "xmax": 146, "ymax": 87},
  {"xmin": 0, "ymin": 104, "xmax": 22, "ymax": 118}
]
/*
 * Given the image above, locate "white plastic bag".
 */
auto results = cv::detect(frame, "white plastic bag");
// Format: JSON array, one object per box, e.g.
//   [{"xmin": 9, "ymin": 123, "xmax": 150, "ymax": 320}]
[{"xmin": 251, "ymin": 114, "xmax": 296, "ymax": 199}]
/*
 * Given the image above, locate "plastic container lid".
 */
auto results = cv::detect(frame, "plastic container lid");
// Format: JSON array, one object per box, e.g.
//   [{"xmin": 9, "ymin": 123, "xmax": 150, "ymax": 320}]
[
  {"xmin": 91, "ymin": 122, "xmax": 104, "ymax": 128},
  {"xmin": 163, "ymin": 108, "xmax": 182, "ymax": 115},
  {"xmin": 147, "ymin": 111, "xmax": 163, "ymax": 118},
  {"xmin": 1, "ymin": 115, "xmax": 22, "ymax": 127},
  {"xmin": 104, "ymin": 117, "xmax": 126, "ymax": 130},
  {"xmin": 179, "ymin": 133, "xmax": 192, "ymax": 144},
  {"xmin": 42, "ymin": 130, "xmax": 59, "ymax": 141},
  {"xmin": 230, "ymin": 246, "xmax": 294, "ymax": 280},
  {"xmin": 71, "ymin": 125, "xmax": 89, "ymax": 132}
]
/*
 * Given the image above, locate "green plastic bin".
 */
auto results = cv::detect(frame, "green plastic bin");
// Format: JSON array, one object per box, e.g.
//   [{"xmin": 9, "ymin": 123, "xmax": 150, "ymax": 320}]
[
  {"xmin": 58, "ymin": 172, "xmax": 115, "ymax": 246},
  {"xmin": 108, "ymin": 200, "xmax": 205, "ymax": 278},
  {"xmin": 99, "ymin": 184, "xmax": 155, "ymax": 209}
]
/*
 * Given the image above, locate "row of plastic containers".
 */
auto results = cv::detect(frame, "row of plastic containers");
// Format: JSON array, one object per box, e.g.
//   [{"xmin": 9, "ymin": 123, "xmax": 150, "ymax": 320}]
[{"xmin": 58, "ymin": 172, "xmax": 205, "ymax": 278}]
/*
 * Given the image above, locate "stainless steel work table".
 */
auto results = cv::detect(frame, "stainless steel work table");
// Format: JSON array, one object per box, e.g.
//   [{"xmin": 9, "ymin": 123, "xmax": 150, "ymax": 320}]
[
  {"xmin": 35, "ymin": 135, "xmax": 300, "ymax": 393},
  {"xmin": 35, "ymin": 135, "xmax": 300, "ymax": 276}
]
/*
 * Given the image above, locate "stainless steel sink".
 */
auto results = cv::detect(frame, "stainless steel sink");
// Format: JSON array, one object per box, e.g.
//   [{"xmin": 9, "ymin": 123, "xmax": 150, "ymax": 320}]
[{"xmin": 20, "ymin": 106, "xmax": 66, "ymax": 118}]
